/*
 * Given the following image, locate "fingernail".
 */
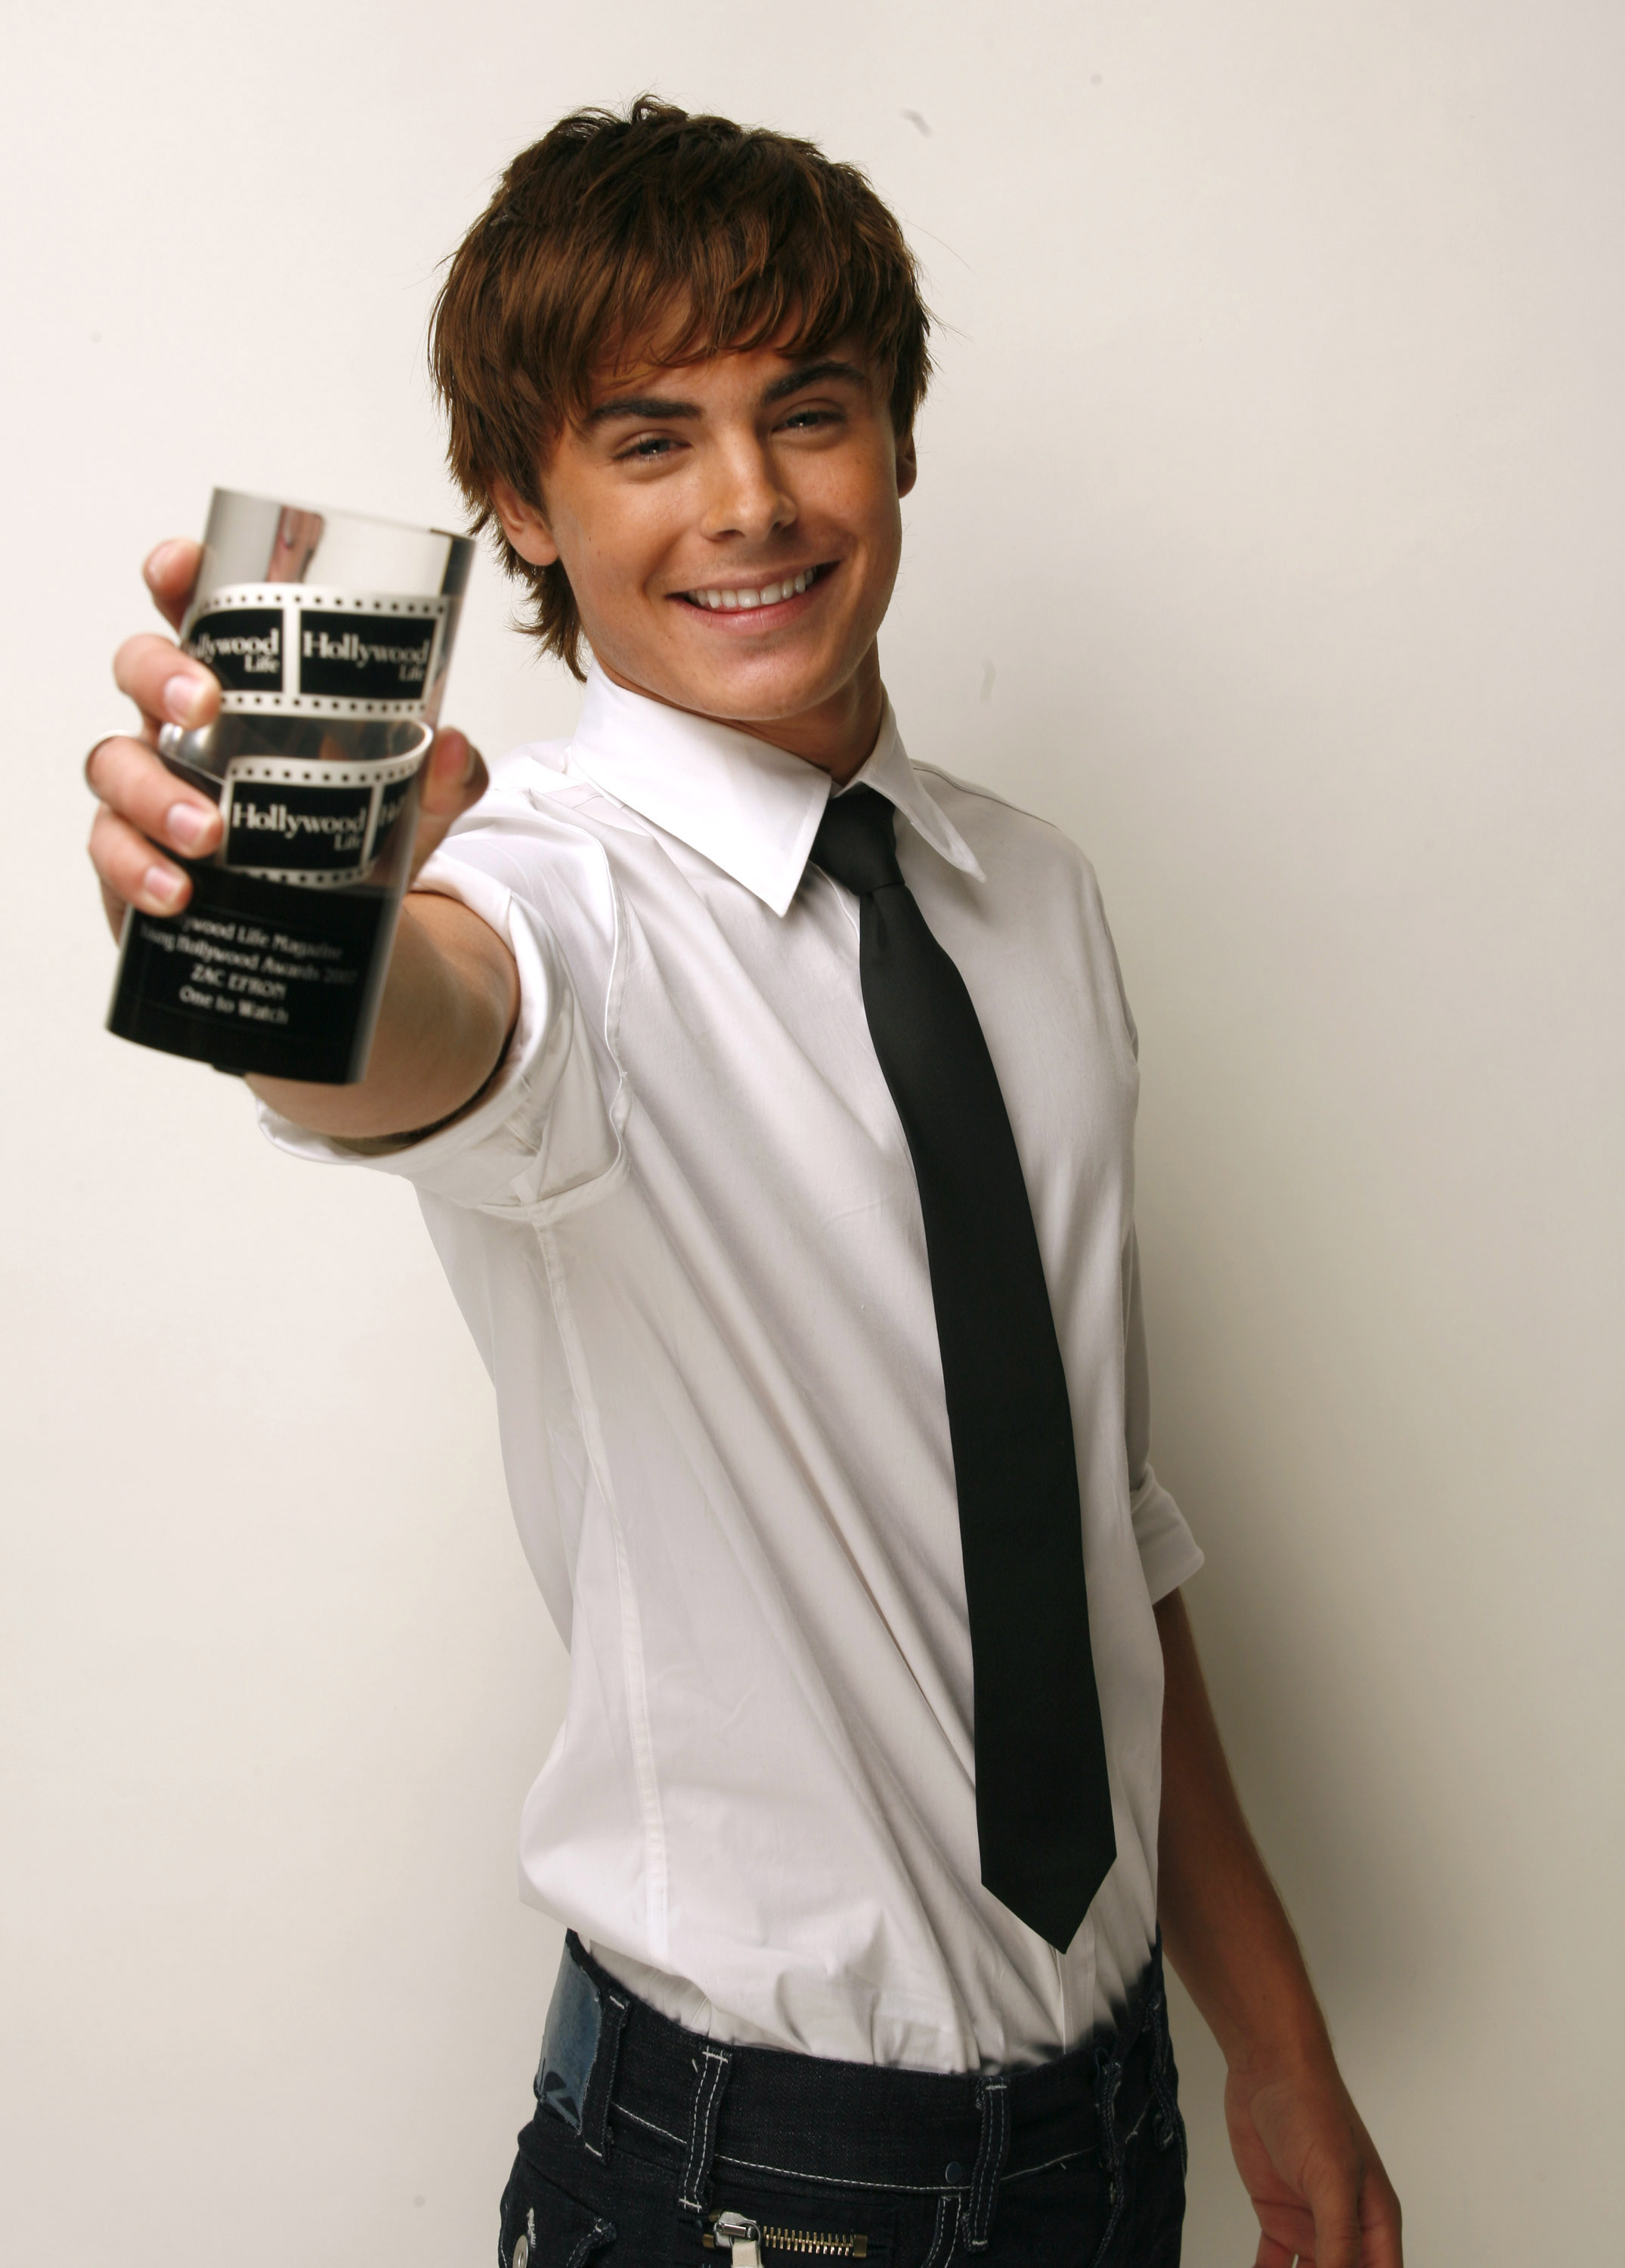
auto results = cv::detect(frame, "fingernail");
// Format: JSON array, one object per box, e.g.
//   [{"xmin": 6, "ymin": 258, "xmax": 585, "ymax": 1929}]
[
  {"xmin": 144, "ymin": 863, "xmax": 184, "ymax": 909},
  {"xmin": 166, "ymin": 800, "xmax": 216, "ymax": 850},
  {"xmin": 164, "ymin": 674, "xmax": 208, "ymax": 726},
  {"xmin": 462, "ymin": 739, "xmax": 478, "ymax": 784},
  {"xmin": 144, "ymin": 540, "xmax": 182, "ymax": 584}
]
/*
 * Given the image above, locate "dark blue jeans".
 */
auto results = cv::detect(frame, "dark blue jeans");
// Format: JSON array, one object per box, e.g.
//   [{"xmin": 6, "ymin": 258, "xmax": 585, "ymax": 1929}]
[{"xmin": 498, "ymin": 1933, "xmax": 1186, "ymax": 2266}]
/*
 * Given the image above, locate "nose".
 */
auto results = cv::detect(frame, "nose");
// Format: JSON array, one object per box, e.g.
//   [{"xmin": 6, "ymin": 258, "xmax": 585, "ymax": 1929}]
[{"xmin": 699, "ymin": 433, "xmax": 796, "ymax": 544}]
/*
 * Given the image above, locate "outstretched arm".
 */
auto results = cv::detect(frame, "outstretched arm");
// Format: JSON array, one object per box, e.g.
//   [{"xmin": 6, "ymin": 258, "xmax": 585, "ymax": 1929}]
[{"xmin": 1155, "ymin": 1588, "xmax": 1403, "ymax": 2268}]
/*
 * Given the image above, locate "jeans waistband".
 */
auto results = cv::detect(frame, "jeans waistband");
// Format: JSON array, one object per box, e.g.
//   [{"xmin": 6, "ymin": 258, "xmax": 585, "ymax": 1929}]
[{"xmin": 537, "ymin": 1932, "xmax": 1178, "ymax": 2251}]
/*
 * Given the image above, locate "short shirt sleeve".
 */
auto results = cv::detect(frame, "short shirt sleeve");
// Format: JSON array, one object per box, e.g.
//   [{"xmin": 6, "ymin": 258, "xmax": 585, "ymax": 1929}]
[
  {"xmin": 257, "ymin": 807, "xmax": 618, "ymax": 1214},
  {"xmin": 1123, "ymin": 1226, "xmax": 1204, "ymax": 1602}
]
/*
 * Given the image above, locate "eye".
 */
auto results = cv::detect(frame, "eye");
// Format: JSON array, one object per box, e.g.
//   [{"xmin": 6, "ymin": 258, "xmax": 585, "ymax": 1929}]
[{"xmin": 615, "ymin": 433, "xmax": 680, "ymax": 463}]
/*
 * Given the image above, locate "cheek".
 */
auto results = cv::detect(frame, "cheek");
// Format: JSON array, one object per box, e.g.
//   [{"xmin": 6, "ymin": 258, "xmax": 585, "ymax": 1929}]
[
  {"xmin": 837, "ymin": 462, "xmax": 905, "ymax": 589},
  {"xmin": 843, "ymin": 448, "xmax": 906, "ymax": 556},
  {"xmin": 813, "ymin": 443, "xmax": 899, "ymax": 528},
  {"xmin": 550, "ymin": 485, "xmax": 673, "ymax": 609}
]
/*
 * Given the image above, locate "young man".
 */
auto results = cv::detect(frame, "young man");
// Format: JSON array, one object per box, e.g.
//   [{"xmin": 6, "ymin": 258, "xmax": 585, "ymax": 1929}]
[{"xmin": 87, "ymin": 101, "xmax": 1401, "ymax": 2268}]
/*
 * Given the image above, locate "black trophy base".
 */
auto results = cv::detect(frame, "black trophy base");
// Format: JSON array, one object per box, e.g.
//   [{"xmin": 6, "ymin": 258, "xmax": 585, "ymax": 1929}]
[{"xmin": 107, "ymin": 862, "xmax": 398, "ymax": 1084}]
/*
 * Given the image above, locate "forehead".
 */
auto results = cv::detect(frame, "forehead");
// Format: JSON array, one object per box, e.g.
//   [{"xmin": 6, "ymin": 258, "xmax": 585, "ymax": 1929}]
[{"xmin": 580, "ymin": 328, "xmax": 874, "ymax": 415}]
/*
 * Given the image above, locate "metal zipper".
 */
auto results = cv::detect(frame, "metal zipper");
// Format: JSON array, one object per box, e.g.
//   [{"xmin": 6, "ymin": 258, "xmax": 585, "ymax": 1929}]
[{"xmin": 706, "ymin": 2208, "xmax": 869, "ymax": 2260}]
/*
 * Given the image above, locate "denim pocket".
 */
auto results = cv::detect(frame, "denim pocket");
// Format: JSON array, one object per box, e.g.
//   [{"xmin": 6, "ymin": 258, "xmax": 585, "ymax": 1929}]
[{"xmin": 498, "ymin": 2153, "xmax": 616, "ymax": 2268}]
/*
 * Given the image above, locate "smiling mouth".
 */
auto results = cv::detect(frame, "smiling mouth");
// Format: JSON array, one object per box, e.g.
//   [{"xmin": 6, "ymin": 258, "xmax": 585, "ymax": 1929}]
[{"xmin": 673, "ymin": 562, "xmax": 835, "ymax": 612}]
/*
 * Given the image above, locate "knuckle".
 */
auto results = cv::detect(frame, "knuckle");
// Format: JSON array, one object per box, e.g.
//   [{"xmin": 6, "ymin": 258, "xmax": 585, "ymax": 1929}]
[
  {"xmin": 115, "ymin": 629, "xmax": 180, "ymax": 688},
  {"xmin": 88, "ymin": 742, "xmax": 134, "ymax": 807}
]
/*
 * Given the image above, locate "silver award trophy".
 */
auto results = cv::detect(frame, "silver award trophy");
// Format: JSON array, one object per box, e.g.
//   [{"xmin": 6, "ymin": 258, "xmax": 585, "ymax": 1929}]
[{"xmin": 107, "ymin": 489, "xmax": 475, "ymax": 1083}]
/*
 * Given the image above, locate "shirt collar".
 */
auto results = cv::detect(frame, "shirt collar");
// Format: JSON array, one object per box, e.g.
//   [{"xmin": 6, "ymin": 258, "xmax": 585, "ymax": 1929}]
[
  {"xmin": 840, "ymin": 712, "xmax": 986, "ymax": 884},
  {"xmin": 567, "ymin": 664, "xmax": 983, "ymax": 917}
]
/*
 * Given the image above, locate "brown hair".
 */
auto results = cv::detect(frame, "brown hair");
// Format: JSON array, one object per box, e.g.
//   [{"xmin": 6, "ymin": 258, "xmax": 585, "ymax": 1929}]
[{"xmin": 429, "ymin": 98, "xmax": 932, "ymax": 678}]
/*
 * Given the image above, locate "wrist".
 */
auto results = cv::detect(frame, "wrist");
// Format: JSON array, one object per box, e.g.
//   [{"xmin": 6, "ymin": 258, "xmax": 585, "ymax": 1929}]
[
  {"xmin": 1216, "ymin": 1960, "xmax": 1335, "ymax": 2083},
  {"xmin": 1164, "ymin": 1894, "xmax": 1332, "ymax": 2081}
]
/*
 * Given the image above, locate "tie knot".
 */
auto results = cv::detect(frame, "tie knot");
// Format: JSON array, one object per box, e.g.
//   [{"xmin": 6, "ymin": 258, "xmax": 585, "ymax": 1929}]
[{"xmin": 812, "ymin": 785, "xmax": 903, "ymax": 897}]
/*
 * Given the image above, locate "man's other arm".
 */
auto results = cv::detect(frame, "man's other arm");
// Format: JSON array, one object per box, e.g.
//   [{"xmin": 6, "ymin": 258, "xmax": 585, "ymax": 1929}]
[{"xmin": 1156, "ymin": 1588, "xmax": 1404, "ymax": 2268}]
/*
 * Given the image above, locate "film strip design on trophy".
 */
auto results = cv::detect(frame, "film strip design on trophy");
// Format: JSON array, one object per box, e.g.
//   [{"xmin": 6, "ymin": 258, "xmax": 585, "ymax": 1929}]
[
  {"xmin": 181, "ymin": 585, "xmax": 451, "ymax": 717},
  {"xmin": 217, "ymin": 744, "xmax": 428, "ymax": 888},
  {"xmin": 169, "ymin": 583, "xmax": 447, "ymax": 889}
]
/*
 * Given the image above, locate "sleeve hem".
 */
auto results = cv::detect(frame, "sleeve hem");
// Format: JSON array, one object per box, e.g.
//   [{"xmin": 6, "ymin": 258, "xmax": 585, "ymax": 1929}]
[
  {"xmin": 1128, "ymin": 1466, "xmax": 1205, "ymax": 1605},
  {"xmin": 255, "ymin": 872, "xmax": 565, "ymax": 1184}
]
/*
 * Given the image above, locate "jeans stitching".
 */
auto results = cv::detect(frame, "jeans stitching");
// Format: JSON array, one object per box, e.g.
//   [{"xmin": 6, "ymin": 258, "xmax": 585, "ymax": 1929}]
[
  {"xmin": 562, "ymin": 2217, "xmax": 617, "ymax": 2268},
  {"xmin": 678, "ymin": 2053, "xmax": 713, "ymax": 2206},
  {"xmin": 679, "ymin": 2046, "xmax": 730, "ymax": 2216},
  {"xmin": 964, "ymin": 2077, "xmax": 1009, "ymax": 2251},
  {"xmin": 1087, "ymin": 2054, "xmax": 1126, "ymax": 2268},
  {"xmin": 1147, "ymin": 1985, "xmax": 1188, "ymax": 2177},
  {"xmin": 918, "ymin": 2190, "xmax": 958, "ymax": 2268},
  {"xmin": 713, "ymin": 2146, "xmax": 952, "ymax": 2195},
  {"xmin": 998, "ymin": 2146, "xmax": 1087, "ymax": 2186},
  {"xmin": 583, "ymin": 1991, "xmax": 630, "ymax": 2162},
  {"xmin": 616, "ymin": 2102, "xmax": 686, "ymax": 2149}
]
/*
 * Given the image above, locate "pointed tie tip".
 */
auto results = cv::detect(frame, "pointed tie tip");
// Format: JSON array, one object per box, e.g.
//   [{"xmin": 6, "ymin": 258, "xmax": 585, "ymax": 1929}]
[{"xmin": 982, "ymin": 1851, "xmax": 1116, "ymax": 1954}]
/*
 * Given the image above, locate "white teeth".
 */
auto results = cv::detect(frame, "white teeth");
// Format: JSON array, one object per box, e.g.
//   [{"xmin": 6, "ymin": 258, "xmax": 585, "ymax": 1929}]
[{"xmin": 689, "ymin": 569, "xmax": 819, "ymax": 610}]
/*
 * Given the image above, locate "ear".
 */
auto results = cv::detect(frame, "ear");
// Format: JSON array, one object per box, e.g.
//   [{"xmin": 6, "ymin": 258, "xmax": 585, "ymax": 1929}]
[
  {"xmin": 895, "ymin": 428, "xmax": 918, "ymax": 500},
  {"xmin": 488, "ymin": 476, "xmax": 561, "ymax": 568}
]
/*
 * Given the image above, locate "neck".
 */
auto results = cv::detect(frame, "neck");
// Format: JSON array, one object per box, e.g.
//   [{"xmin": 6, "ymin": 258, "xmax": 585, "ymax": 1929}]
[{"xmin": 594, "ymin": 643, "xmax": 885, "ymax": 785}]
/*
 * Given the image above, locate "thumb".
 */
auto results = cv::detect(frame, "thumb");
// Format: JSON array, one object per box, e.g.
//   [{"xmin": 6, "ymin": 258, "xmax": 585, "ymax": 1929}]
[{"xmin": 409, "ymin": 726, "xmax": 487, "ymax": 882}]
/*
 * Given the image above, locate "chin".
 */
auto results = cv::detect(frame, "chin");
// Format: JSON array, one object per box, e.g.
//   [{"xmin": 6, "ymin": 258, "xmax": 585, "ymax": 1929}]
[
  {"xmin": 594, "ymin": 614, "xmax": 870, "ymax": 728},
  {"xmin": 688, "ymin": 646, "xmax": 859, "ymax": 723}
]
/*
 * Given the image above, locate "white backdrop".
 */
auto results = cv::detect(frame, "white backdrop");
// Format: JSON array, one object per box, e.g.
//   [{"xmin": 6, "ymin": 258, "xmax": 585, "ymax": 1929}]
[{"xmin": 3, "ymin": 3, "xmax": 1620, "ymax": 2260}]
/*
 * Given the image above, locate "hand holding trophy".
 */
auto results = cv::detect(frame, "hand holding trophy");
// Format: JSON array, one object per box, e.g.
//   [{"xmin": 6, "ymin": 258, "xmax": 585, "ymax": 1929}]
[{"xmin": 107, "ymin": 490, "xmax": 473, "ymax": 1084}]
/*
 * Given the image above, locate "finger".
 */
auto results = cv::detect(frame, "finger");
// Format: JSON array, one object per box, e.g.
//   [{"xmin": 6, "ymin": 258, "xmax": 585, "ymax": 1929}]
[
  {"xmin": 1252, "ymin": 2236, "xmax": 1298, "ymax": 2268},
  {"xmin": 113, "ymin": 631, "xmax": 220, "ymax": 736},
  {"xmin": 418, "ymin": 726, "xmax": 486, "ymax": 819},
  {"xmin": 408, "ymin": 727, "xmax": 486, "ymax": 884},
  {"xmin": 142, "ymin": 538, "xmax": 203, "ymax": 633},
  {"xmin": 88, "ymin": 803, "xmax": 196, "ymax": 919},
  {"xmin": 85, "ymin": 733, "xmax": 222, "ymax": 857},
  {"xmin": 1306, "ymin": 2171, "xmax": 1363, "ymax": 2268},
  {"xmin": 1360, "ymin": 2169, "xmax": 1404, "ymax": 2267}
]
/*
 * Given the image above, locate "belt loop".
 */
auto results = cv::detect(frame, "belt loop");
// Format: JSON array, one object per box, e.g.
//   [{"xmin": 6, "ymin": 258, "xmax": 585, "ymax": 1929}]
[
  {"xmin": 963, "ymin": 2075, "xmax": 1010, "ymax": 2252},
  {"xmin": 677, "ymin": 2043, "xmax": 732, "ymax": 2223},
  {"xmin": 580, "ymin": 1987, "xmax": 629, "ymax": 2161},
  {"xmin": 1088, "ymin": 2048, "xmax": 1127, "ymax": 2268},
  {"xmin": 1144, "ymin": 1938, "xmax": 1187, "ymax": 2177}
]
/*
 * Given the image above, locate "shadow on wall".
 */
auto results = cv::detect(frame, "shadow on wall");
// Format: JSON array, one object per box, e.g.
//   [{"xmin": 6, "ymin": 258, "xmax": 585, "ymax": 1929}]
[{"xmin": 1141, "ymin": 1183, "xmax": 1471, "ymax": 2037}]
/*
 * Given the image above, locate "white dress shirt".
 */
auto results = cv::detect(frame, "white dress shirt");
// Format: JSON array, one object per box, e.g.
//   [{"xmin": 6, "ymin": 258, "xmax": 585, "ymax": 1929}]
[{"xmin": 262, "ymin": 665, "xmax": 1202, "ymax": 2073}]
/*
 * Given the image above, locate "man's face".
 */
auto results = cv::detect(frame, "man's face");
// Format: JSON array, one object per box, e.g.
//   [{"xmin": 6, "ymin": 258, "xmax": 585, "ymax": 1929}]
[{"xmin": 490, "ymin": 334, "xmax": 916, "ymax": 768}]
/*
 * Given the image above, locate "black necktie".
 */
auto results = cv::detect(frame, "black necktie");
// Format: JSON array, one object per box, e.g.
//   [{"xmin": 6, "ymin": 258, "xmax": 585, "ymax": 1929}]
[{"xmin": 812, "ymin": 785, "xmax": 1115, "ymax": 1950}]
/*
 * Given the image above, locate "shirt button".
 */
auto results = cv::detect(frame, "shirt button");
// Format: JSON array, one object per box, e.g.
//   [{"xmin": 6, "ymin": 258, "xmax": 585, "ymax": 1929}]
[{"xmin": 944, "ymin": 2162, "xmax": 967, "ymax": 2184}]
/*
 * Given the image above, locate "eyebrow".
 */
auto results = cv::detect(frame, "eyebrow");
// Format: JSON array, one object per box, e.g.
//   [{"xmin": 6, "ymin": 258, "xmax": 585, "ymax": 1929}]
[
  {"xmin": 762, "ymin": 358, "xmax": 868, "ymax": 403},
  {"xmin": 583, "ymin": 358, "xmax": 869, "ymax": 427}
]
